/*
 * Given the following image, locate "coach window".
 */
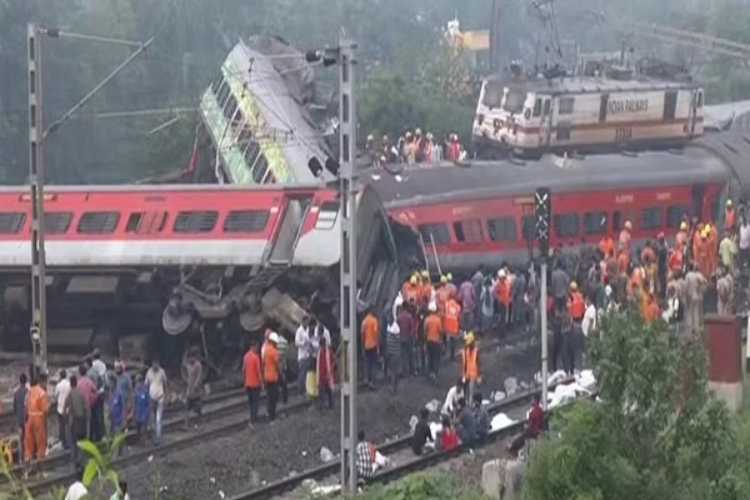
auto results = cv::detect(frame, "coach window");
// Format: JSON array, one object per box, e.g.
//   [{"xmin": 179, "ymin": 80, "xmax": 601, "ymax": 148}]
[
  {"xmin": 44, "ymin": 212, "xmax": 73, "ymax": 234},
  {"xmin": 558, "ymin": 97, "xmax": 575, "ymax": 115},
  {"xmin": 543, "ymin": 99, "xmax": 551, "ymax": 116},
  {"xmin": 125, "ymin": 213, "xmax": 143, "ymax": 233},
  {"xmin": 223, "ymin": 94, "xmax": 238, "ymax": 122},
  {"xmin": 667, "ymin": 205, "xmax": 690, "ymax": 228},
  {"xmin": 487, "ymin": 217, "xmax": 517, "ymax": 242},
  {"xmin": 454, "ymin": 219, "xmax": 483, "ymax": 243},
  {"xmin": 77, "ymin": 212, "xmax": 120, "ymax": 234},
  {"xmin": 315, "ymin": 202, "xmax": 340, "ymax": 230},
  {"xmin": 0, "ymin": 213, "xmax": 26, "ymax": 233},
  {"xmin": 174, "ymin": 211, "xmax": 218, "ymax": 233},
  {"xmin": 522, "ymin": 215, "xmax": 536, "ymax": 241},
  {"xmin": 211, "ymin": 72, "xmax": 224, "ymax": 94},
  {"xmin": 583, "ymin": 212, "xmax": 608, "ymax": 235},
  {"xmin": 215, "ymin": 80, "xmax": 230, "ymax": 108},
  {"xmin": 533, "ymin": 98, "xmax": 542, "ymax": 118},
  {"xmin": 224, "ymin": 210, "xmax": 270, "ymax": 233},
  {"xmin": 554, "ymin": 213, "xmax": 579, "ymax": 238},
  {"xmin": 640, "ymin": 207, "xmax": 663, "ymax": 230},
  {"xmin": 419, "ymin": 223, "xmax": 451, "ymax": 245}
]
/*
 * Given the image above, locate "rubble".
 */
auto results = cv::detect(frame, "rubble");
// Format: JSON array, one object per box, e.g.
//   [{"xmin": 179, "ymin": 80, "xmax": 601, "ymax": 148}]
[
  {"xmin": 493, "ymin": 391, "xmax": 507, "ymax": 402},
  {"xmin": 490, "ymin": 413, "xmax": 516, "ymax": 432},
  {"xmin": 319, "ymin": 446, "xmax": 334, "ymax": 463},
  {"xmin": 424, "ymin": 399, "xmax": 440, "ymax": 413},
  {"xmin": 503, "ymin": 377, "xmax": 519, "ymax": 396}
]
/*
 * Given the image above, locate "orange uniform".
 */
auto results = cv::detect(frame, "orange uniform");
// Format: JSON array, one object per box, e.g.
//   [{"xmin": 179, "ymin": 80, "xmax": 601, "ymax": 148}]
[
  {"xmin": 263, "ymin": 344, "xmax": 280, "ymax": 383},
  {"xmin": 402, "ymin": 282, "xmax": 420, "ymax": 305},
  {"xmin": 726, "ymin": 207, "xmax": 737, "ymax": 232},
  {"xmin": 243, "ymin": 349, "xmax": 262, "ymax": 388},
  {"xmin": 617, "ymin": 251, "xmax": 630, "ymax": 275},
  {"xmin": 643, "ymin": 299, "xmax": 661, "ymax": 324},
  {"xmin": 424, "ymin": 313, "xmax": 443, "ymax": 344},
  {"xmin": 675, "ymin": 230, "xmax": 688, "ymax": 251},
  {"xmin": 24, "ymin": 384, "xmax": 49, "ymax": 461},
  {"xmin": 669, "ymin": 248, "xmax": 684, "ymax": 273},
  {"xmin": 568, "ymin": 292, "xmax": 585, "ymax": 321},
  {"xmin": 461, "ymin": 347, "xmax": 480, "ymax": 381},
  {"xmin": 436, "ymin": 286, "xmax": 452, "ymax": 314},
  {"xmin": 361, "ymin": 313, "xmax": 380, "ymax": 351},
  {"xmin": 419, "ymin": 283, "xmax": 433, "ymax": 308},
  {"xmin": 443, "ymin": 299, "xmax": 462, "ymax": 337},
  {"xmin": 599, "ymin": 236, "xmax": 615, "ymax": 257},
  {"xmin": 494, "ymin": 279, "xmax": 511, "ymax": 307}
]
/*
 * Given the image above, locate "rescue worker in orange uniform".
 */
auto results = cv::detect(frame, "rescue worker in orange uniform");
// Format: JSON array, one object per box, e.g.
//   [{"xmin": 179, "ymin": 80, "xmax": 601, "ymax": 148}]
[
  {"xmin": 243, "ymin": 339, "xmax": 263, "ymax": 425},
  {"xmin": 643, "ymin": 293, "xmax": 661, "ymax": 324},
  {"xmin": 361, "ymin": 309, "xmax": 380, "ymax": 389},
  {"xmin": 423, "ymin": 303, "xmax": 443, "ymax": 382},
  {"xmin": 695, "ymin": 227, "xmax": 711, "ymax": 278},
  {"xmin": 618, "ymin": 220, "xmax": 633, "ymax": 252},
  {"xmin": 443, "ymin": 296, "xmax": 462, "ymax": 361},
  {"xmin": 725, "ymin": 199, "xmax": 737, "ymax": 233},
  {"xmin": 567, "ymin": 282, "xmax": 585, "ymax": 323},
  {"xmin": 419, "ymin": 270, "xmax": 434, "ymax": 310},
  {"xmin": 445, "ymin": 273, "xmax": 458, "ymax": 300},
  {"xmin": 494, "ymin": 269, "xmax": 512, "ymax": 328},
  {"xmin": 669, "ymin": 246, "xmax": 684, "ymax": 276},
  {"xmin": 436, "ymin": 275, "xmax": 453, "ymax": 315},
  {"xmin": 25, "ymin": 372, "xmax": 49, "ymax": 462},
  {"xmin": 599, "ymin": 234, "xmax": 615, "ymax": 258},
  {"xmin": 706, "ymin": 223, "xmax": 719, "ymax": 277},
  {"xmin": 460, "ymin": 332, "xmax": 481, "ymax": 405},
  {"xmin": 402, "ymin": 274, "xmax": 420, "ymax": 305},
  {"xmin": 263, "ymin": 334, "xmax": 281, "ymax": 421},
  {"xmin": 617, "ymin": 249, "xmax": 630, "ymax": 276}
]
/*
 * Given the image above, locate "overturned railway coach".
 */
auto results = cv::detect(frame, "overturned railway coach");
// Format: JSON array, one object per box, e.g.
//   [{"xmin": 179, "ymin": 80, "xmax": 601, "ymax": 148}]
[
  {"xmin": 0, "ymin": 183, "xmax": 401, "ymax": 357},
  {"xmin": 371, "ymin": 133, "xmax": 750, "ymax": 273}
]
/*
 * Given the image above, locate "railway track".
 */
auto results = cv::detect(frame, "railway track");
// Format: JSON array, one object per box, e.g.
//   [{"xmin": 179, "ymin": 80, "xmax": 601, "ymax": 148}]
[
  {"xmin": 6, "ymin": 330, "xmax": 537, "ymax": 496},
  {"xmin": 226, "ymin": 377, "xmax": 577, "ymax": 500}
]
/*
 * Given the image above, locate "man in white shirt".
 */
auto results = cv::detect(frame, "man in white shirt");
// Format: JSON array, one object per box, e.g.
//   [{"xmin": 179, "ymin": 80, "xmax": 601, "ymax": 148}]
[
  {"xmin": 54, "ymin": 369, "xmax": 72, "ymax": 449},
  {"xmin": 581, "ymin": 297, "xmax": 597, "ymax": 337},
  {"xmin": 739, "ymin": 218, "xmax": 750, "ymax": 272},
  {"xmin": 91, "ymin": 349, "xmax": 107, "ymax": 380},
  {"xmin": 145, "ymin": 359, "xmax": 167, "ymax": 446},
  {"xmin": 295, "ymin": 316, "xmax": 312, "ymax": 391},
  {"xmin": 441, "ymin": 380, "xmax": 465, "ymax": 418}
]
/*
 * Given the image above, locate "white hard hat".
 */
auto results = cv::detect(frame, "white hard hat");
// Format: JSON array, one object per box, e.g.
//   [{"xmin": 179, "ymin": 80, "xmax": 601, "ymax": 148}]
[
  {"xmin": 269, "ymin": 332, "xmax": 280, "ymax": 344},
  {"xmin": 428, "ymin": 302, "xmax": 437, "ymax": 312},
  {"xmin": 498, "ymin": 269, "xmax": 507, "ymax": 278}
]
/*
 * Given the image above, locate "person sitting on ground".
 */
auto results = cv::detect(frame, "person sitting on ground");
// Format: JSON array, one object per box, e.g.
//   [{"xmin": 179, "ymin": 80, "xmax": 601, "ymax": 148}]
[
  {"xmin": 441, "ymin": 379, "xmax": 464, "ymax": 419},
  {"xmin": 411, "ymin": 408, "xmax": 434, "ymax": 455},
  {"xmin": 473, "ymin": 392, "xmax": 491, "ymax": 443},
  {"xmin": 440, "ymin": 415, "xmax": 460, "ymax": 452},
  {"xmin": 508, "ymin": 393, "xmax": 545, "ymax": 454},
  {"xmin": 356, "ymin": 430, "xmax": 375, "ymax": 482},
  {"xmin": 456, "ymin": 397, "xmax": 478, "ymax": 446}
]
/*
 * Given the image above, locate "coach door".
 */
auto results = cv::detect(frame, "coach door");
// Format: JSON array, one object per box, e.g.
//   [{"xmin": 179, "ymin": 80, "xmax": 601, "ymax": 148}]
[
  {"xmin": 539, "ymin": 98, "xmax": 552, "ymax": 147},
  {"xmin": 663, "ymin": 91, "xmax": 678, "ymax": 122},
  {"xmin": 599, "ymin": 94, "xmax": 609, "ymax": 123},
  {"xmin": 268, "ymin": 195, "xmax": 313, "ymax": 265}
]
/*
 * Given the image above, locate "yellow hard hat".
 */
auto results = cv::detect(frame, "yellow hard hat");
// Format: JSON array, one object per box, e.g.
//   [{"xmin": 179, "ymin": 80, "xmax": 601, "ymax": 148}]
[
  {"xmin": 410, "ymin": 275, "xmax": 418, "ymax": 285},
  {"xmin": 446, "ymin": 272, "xmax": 453, "ymax": 281},
  {"xmin": 421, "ymin": 270, "xmax": 429, "ymax": 278},
  {"xmin": 464, "ymin": 332, "xmax": 475, "ymax": 344},
  {"xmin": 570, "ymin": 281, "xmax": 578, "ymax": 291},
  {"xmin": 440, "ymin": 275, "xmax": 448, "ymax": 284},
  {"xmin": 680, "ymin": 221, "xmax": 688, "ymax": 231}
]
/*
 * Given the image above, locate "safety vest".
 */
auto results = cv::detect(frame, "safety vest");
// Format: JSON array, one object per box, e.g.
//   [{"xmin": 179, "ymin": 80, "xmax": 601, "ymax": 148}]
[
  {"xmin": 244, "ymin": 351, "xmax": 262, "ymax": 389},
  {"xmin": 599, "ymin": 237, "xmax": 614, "ymax": 257},
  {"xmin": 263, "ymin": 345, "xmax": 280, "ymax": 384},
  {"xmin": 462, "ymin": 347, "xmax": 479, "ymax": 381},
  {"xmin": 568, "ymin": 292, "xmax": 585, "ymax": 320},
  {"xmin": 402, "ymin": 283, "xmax": 420, "ymax": 304},
  {"xmin": 495, "ymin": 279, "xmax": 511, "ymax": 306},
  {"xmin": 443, "ymin": 300, "xmax": 461, "ymax": 337},
  {"xmin": 26, "ymin": 385, "xmax": 48, "ymax": 419},
  {"xmin": 361, "ymin": 314, "xmax": 380, "ymax": 350},
  {"xmin": 726, "ymin": 208, "xmax": 736, "ymax": 230},
  {"xmin": 424, "ymin": 314, "xmax": 443, "ymax": 343}
]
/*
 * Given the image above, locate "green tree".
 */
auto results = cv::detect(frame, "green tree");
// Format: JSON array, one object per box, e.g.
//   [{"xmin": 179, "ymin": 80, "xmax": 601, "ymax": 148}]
[{"xmin": 523, "ymin": 312, "xmax": 750, "ymax": 500}]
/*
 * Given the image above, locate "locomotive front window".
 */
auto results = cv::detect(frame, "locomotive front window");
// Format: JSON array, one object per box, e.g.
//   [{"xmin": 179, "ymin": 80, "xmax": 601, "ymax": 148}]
[
  {"xmin": 502, "ymin": 88, "xmax": 526, "ymax": 114},
  {"xmin": 558, "ymin": 97, "xmax": 575, "ymax": 115},
  {"xmin": 533, "ymin": 99, "xmax": 542, "ymax": 117},
  {"xmin": 418, "ymin": 223, "xmax": 451, "ymax": 245},
  {"xmin": 0, "ymin": 213, "xmax": 26, "ymax": 233}
]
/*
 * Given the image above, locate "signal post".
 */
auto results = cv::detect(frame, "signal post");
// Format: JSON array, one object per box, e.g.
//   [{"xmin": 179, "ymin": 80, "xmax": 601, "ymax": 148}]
[{"xmin": 535, "ymin": 188, "xmax": 551, "ymax": 409}]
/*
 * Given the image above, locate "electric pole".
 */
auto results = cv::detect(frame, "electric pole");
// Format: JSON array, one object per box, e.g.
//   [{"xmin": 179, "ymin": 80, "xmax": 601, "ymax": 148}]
[
  {"xmin": 337, "ymin": 36, "xmax": 359, "ymax": 494},
  {"xmin": 27, "ymin": 24, "xmax": 47, "ymax": 377},
  {"xmin": 535, "ymin": 187, "xmax": 551, "ymax": 410},
  {"xmin": 26, "ymin": 23, "xmax": 153, "ymax": 376}
]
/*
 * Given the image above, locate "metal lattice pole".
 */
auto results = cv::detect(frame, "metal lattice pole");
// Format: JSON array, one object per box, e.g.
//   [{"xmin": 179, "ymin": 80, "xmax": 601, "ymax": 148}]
[
  {"xmin": 338, "ymin": 37, "xmax": 358, "ymax": 494},
  {"xmin": 27, "ymin": 23, "xmax": 48, "ymax": 377}
]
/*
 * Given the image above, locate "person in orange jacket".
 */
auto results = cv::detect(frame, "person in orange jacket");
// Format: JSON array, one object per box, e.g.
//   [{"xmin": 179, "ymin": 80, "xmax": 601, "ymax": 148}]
[
  {"xmin": 436, "ymin": 275, "xmax": 453, "ymax": 315},
  {"xmin": 243, "ymin": 339, "xmax": 263, "ymax": 425},
  {"xmin": 443, "ymin": 296, "xmax": 462, "ymax": 360},
  {"xmin": 263, "ymin": 334, "xmax": 281, "ymax": 421},
  {"xmin": 423, "ymin": 303, "xmax": 443, "ymax": 382},
  {"xmin": 675, "ymin": 221, "xmax": 689, "ymax": 252},
  {"xmin": 402, "ymin": 274, "xmax": 421, "ymax": 305},
  {"xmin": 567, "ymin": 282, "xmax": 585, "ymax": 322},
  {"xmin": 599, "ymin": 234, "xmax": 615, "ymax": 258},
  {"xmin": 494, "ymin": 269, "xmax": 512, "ymax": 327},
  {"xmin": 617, "ymin": 249, "xmax": 630, "ymax": 276},
  {"xmin": 669, "ymin": 246, "xmax": 684, "ymax": 276},
  {"xmin": 725, "ymin": 199, "xmax": 737, "ymax": 233},
  {"xmin": 706, "ymin": 223, "xmax": 719, "ymax": 278},
  {"xmin": 643, "ymin": 293, "xmax": 661, "ymax": 324},
  {"xmin": 618, "ymin": 220, "xmax": 633, "ymax": 252},
  {"xmin": 361, "ymin": 309, "xmax": 380, "ymax": 389},
  {"xmin": 25, "ymin": 372, "xmax": 49, "ymax": 462},
  {"xmin": 460, "ymin": 332, "xmax": 481, "ymax": 405}
]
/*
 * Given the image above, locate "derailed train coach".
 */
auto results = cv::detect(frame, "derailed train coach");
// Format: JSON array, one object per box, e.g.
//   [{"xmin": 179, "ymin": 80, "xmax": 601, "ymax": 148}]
[
  {"xmin": 0, "ymin": 183, "xmax": 403, "ymax": 364},
  {"xmin": 370, "ymin": 132, "xmax": 750, "ymax": 273}
]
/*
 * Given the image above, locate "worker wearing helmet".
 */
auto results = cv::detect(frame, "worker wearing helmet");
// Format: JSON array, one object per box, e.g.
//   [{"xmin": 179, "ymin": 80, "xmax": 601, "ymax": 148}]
[
  {"xmin": 402, "ymin": 274, "xmax": 421, "ymax": 305},
  {"xmin": 423, "ymin": 303, "xmax": 443, "ymax": 382},
  {"xmin": 706, "ymin": 223, "xmax": 719, "ymax": 277},
  {"xmin": 460, "ymin": 332, "xmax": 481, "ymax": 404},
  {"xmin": 419, "ymin": 270, "xmax": 434, "ymax": 310},
  {"xmin": 436, "ymin": 276, "xmax": 452, "ymax": 315},
  {"xmin": 445, "ymin": 272, "xmax": 458, "ymax": 300},
  {"xmin": 567, "ymin": 282, "xmax": 585, "ymax": 322},
  {"xmin": 725, "ymin": 199, "xmax": 737, "ymax": 233},
  {"xmin": 494, "ymin": 269, "xmax": 512, "ymax": 330},
  {"xmin": 443, "ymin": 296, "xmax": 462, "ymax": 361},
  {"xmin": 618, "ymin": 220, "xmax": 633, "ymax": 253}
]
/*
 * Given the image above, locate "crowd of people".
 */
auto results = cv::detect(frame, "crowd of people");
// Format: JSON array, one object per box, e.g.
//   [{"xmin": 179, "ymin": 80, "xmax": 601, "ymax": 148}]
[{"xmin": 365, "ymin": 128, "xmax": 466, "ymax": 166}]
